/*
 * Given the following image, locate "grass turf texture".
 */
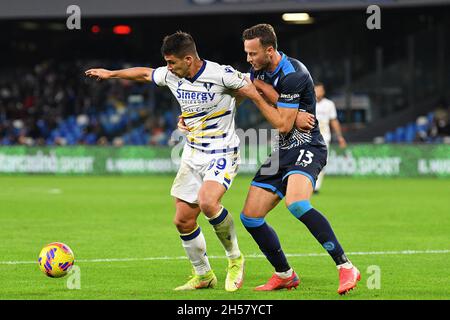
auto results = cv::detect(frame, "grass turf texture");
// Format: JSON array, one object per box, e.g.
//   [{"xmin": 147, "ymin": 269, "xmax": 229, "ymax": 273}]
[{"xmin": 0, "ymin": 175, "xmax": 449, "ymax": 300}]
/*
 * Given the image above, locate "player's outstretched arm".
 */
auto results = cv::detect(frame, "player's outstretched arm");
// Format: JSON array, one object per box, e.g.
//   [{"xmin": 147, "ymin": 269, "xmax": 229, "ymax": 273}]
[{"xmin": 85, "ymin": 67, "xmax": 153, "ymax": 82}]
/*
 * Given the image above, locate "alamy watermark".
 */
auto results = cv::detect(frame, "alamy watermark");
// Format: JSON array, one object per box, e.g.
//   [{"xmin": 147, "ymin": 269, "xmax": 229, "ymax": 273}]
[
  {"xmin": 66, "ymin": 5, "xmax": 380, "ymax": 32},
  {"xmin": 169, "ymin": 128, "xmax": 281, "ymax": 175},
  {"xmin": 66, "ymin": 265, "xmax": 81, "ymax": 289},
  {"xmin": 366, "ymin": 265, "xmax": 381, "ymax": 290},
  {"xmin": 66, "ymin": 5, "xmax": 81, "ymax": 30},
  {"xmin": 366, "ymin": 5, "xmax": 381, "ymax": 30}
]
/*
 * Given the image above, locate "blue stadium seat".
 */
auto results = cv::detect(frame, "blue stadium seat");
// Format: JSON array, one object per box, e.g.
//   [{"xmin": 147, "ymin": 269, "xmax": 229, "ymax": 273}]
[
  {"xmin": 85, "ymin": 133, "xmax": 97, "ymax": 145},
  {"xmin": 405, "ymin": 123, "xmax": 416, "ymax": 143},
  {"xmin": 395, "ymin": 126, "xmax": 406, "ymax": 143},
  {"xmin": 385, "ymin": 131, "xmax": 394, "ymax": 143}
]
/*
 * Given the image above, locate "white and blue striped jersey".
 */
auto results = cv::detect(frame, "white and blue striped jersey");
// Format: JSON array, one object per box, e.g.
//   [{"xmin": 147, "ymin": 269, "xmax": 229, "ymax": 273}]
[{"xmin": 152, "ymin": 60, "xmax": 246, "ymax": 153}]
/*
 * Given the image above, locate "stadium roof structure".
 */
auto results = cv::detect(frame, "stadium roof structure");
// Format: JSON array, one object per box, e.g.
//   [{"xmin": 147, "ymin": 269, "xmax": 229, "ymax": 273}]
[{"xmin": 2, "ymin": 0, "xmax": 450, "ymax": 19}]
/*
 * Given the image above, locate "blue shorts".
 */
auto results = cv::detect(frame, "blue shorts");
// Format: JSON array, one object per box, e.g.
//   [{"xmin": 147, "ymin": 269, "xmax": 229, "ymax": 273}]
[{"xmin": 251, "ymin": 144, "xmax": 327, "ymax": 199}]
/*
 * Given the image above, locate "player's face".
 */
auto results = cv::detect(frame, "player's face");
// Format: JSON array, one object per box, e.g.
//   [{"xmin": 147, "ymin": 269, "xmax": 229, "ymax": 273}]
[
  {"xmin": 244, "ymin": 38, "xmax": 272, "ymax": 71},
  {"xmin": 315, "ymin": 85, "xmax": 325, "ymax": 101},
  {"xmin": 164, "ymin": 54, "xmax": 190, "ymax": 78}
]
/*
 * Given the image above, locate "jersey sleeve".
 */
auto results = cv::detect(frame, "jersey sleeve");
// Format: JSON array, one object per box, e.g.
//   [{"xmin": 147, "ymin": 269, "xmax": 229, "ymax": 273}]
[
  {"xmin": 249, "ymin": 67, "xmax": 256, "ymax": 82},
  {"xmin": 276, "ymin": 73, "xmax": 306, "ymax": 109},
  {"xmin": 221, "ymin": 66, "xmax": 246, "ymax": 90},
  {"xmin": 152, "ymin": 66, "xmax": 169, "ymax": 87},
  {"xmin": 250, "ymin": 68, "xmax": 264, "ymax": 82}
]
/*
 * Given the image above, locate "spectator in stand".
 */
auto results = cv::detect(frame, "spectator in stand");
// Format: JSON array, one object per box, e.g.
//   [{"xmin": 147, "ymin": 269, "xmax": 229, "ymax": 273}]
[
  {"xmin": 429, "ymin": 105, "xmax": 450, "ymax": 142},
  {"xmin": 414, "ymin": 116, "xmax": 429, "ymax": 143}
]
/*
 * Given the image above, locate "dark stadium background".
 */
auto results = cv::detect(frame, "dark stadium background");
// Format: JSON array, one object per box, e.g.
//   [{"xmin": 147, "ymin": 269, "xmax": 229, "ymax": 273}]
[{"xmin": 0, "ymin": 2, "xmax": 448, "ymax": 148}]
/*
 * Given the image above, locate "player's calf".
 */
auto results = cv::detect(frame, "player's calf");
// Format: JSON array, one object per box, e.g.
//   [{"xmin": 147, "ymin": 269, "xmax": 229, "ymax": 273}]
[
  {"xmin": 287, "ymin": 199, "xmax": 349, "ymax": 265},
  {"xmin": 207, "ymin": 206, "xmax": 241, "ymax": 259},
  {"xmin": 287, "ymin": 198, "xmax": 360, "ymax": 294},
  {"xmin": 240, "ymin": 213, "xmax": 291, "ymax": 275},
  {"xmin": 173, "ymin": 198, "xmax": 201, "ymax": 233}
]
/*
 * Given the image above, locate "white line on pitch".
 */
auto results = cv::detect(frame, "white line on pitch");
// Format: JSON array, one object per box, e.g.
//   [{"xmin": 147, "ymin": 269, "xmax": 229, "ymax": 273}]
[{"xmin": 1, "ymin": 249, "xmax": 449, "ymax": 265}]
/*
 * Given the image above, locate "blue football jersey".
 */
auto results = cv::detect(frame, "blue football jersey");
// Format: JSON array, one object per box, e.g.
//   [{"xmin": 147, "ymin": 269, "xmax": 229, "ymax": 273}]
[{"xmin": 250, "ymin": 52, "xmax": 326, "ymax": 149}]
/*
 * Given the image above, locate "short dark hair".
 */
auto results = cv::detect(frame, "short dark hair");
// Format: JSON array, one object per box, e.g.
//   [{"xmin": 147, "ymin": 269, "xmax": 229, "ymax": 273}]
[
  {"xmin": 242, "ymin": 24, "xmax": 278, "ymax": 50},
  {"xmin": 161, "ymin": 31, "xmax": 198, "ymax": 58},
  {"xmin": 314, "ymin": 82, "xmax": 325, "ymax": 88}
]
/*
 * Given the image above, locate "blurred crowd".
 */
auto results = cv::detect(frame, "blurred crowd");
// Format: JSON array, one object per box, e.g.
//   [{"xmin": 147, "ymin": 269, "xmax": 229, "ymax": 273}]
[
  {"xmin": 415, "ymin": 104, "xmax": 450, "ymax": 143},
  {"xmin": 0, "ymin": 60, "xmax": 179, "ymax": 146},
  {"xmin": 383, "ymin": 100, "xmax": 450, "ymax": 144},
  {"xmin": 0, "ymin": 60, "xmax": 261, "ymax": 146},
  {"xmin": 1, "ymin": 60, "xmax": 449, "ymax": 146}
]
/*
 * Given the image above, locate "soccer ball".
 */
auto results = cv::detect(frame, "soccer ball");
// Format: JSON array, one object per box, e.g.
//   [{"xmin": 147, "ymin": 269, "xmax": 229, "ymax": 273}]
[{"xmin": 38, "ymin": 242, "xmax": 75, "ymax": 278}]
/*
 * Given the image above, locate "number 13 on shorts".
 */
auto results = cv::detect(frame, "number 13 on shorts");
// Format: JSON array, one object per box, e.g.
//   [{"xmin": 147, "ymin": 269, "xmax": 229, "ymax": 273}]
[{"xmin": 296, "ymin": 149, "xmax": 314, "ymax": 167}]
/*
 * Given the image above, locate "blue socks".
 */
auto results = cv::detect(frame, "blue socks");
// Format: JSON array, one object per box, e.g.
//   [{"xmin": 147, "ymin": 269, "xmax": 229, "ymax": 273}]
[
  {"xmin": 240, "ymin": 213, "xmax": 291, "ymax": 272},
  {"xmin": 288, "ymin": 200, "xmax": 348, "ymax": 265},
  {"xmin": 240, "ymin": 200, "xmax": 349, "ymax": 271}
]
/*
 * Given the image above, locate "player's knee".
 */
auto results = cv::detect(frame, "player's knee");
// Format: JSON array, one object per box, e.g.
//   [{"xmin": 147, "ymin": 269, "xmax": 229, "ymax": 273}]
[
  {"xmin": 285, "ymin": 196, "xmax": 310, "ymax": 208},
  {"xmin": 240, "ymin": 212, "xmax": 265, "ymax": 228},
  {"xmin": 286, "ymin": 200, "xmax": 313, "ymax": 219},
  {"xmin": 173, "ymin": 216, "xmax": 196, "ymax": 233},
  {"xmin": 198, "ymin": 198, "xmax": 220, "ymax": 216},
  {"xmin": 241, "ymin": 199, "xmax": 260, "ymax": 219}
]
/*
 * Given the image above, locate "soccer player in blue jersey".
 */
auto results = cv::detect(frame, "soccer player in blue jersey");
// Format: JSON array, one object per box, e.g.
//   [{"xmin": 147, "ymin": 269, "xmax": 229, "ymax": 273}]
[{"xmin": 239, "ymin": 24, "xmax": 360, "ymax": 294}]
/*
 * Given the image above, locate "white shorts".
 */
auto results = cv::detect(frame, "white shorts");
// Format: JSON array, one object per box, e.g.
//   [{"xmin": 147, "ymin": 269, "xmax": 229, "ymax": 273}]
[{"xmin": 171, "ymin": 144, "xmax": 241, "ymax": 204}]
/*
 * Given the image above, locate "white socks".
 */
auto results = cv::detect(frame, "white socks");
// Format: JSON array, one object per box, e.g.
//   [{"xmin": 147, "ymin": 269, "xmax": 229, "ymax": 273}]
[
  {"xmin": 180, "ymin": 206, "xmax": 241, "ymax": 277},
  {"xmin": 276, "ymin": 268, "xmax": 293, "ymax": 279},
  {"xmin": 207, "ymin": 206, "xmax": 241, "ymax": 260},
  {"xmin": 337, "ymin": 261, "xmax": 354, "ymax": 270},
  {"xmin": 180, "ymin": 226, "xmax": 211, "ymax": 276}
]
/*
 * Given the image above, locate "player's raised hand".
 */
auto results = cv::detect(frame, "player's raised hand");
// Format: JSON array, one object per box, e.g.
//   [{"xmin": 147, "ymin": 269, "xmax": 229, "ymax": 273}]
[
  {"xmin": 295, "ymin": 111, "xmax": 315, "ymax": 132},
  {"xmin": 85, "ymin": 68, "xmax": 113, "ymax": 81}
]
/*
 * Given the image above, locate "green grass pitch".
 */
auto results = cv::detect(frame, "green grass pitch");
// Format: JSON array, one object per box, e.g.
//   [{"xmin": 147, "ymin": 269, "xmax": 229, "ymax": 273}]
[{"xmin": 0, "ymin": 175, "xmax": 449, "ymax": 300}]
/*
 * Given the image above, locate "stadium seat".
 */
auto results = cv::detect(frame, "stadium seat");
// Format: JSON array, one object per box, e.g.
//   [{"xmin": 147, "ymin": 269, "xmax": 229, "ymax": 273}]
[
  {"xmin": 395, "ymin": 126, "xmax": 406, "ymax": 143},
  {"xmin": 405, "ymin": 123, "xmax": 416, "ymax": 143},
  {"xmin": 384, "ymin": 131, "xmax": 395, "ymax": 143}
]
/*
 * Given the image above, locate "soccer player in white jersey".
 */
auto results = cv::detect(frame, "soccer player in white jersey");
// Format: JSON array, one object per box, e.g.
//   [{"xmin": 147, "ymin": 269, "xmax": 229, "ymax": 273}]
[
  {"xmin": 85, "ymin": 31, "xmax": 281, "ymax": 292},
  {"xmin": 314, "ymin": 82, "xmax": 347, "ymax": 193}
]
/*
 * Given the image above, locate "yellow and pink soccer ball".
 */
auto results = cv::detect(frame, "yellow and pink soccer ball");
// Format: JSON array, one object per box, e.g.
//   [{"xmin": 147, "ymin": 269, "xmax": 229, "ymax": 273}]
[{"xmin": 38, "ymin": 242, "xmax": 75, "ymax": 278}]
